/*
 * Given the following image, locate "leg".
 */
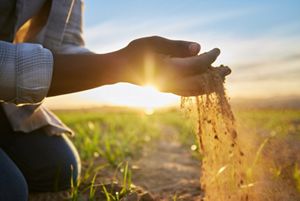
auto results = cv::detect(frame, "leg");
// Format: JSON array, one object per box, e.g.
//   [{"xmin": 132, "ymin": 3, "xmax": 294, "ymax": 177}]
[
  {"xmin": 1, "ymin": 131, "xmax": 81, "ymax": 192},
  {"xmin": 0, "ymin": 107, "xmax": 81, "ymax": 192},
  {"xmin": 0, "ymin": 149, "xmax": 28, "ymax": 201}
]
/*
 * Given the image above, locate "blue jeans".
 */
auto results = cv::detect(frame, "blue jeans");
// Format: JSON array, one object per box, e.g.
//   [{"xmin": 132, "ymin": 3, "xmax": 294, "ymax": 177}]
[{"xmin": 0, "ymin": 107, "xmax": 81, "ymax": 201}]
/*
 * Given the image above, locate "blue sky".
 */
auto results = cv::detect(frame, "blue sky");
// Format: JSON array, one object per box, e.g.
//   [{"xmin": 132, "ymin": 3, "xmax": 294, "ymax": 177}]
[
  {"xmin": 45, "ymin": 1, "xmax": 300, "ymax": 108},
  {"xmin": 84, "ymin": 1, "xmax": 300, "ymax": 37}
]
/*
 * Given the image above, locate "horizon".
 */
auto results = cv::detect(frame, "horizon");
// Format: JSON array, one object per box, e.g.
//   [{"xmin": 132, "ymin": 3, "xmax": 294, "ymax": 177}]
[{"xmin": 45, "ymin": 1, "xmax": 300, "ymax": 109}]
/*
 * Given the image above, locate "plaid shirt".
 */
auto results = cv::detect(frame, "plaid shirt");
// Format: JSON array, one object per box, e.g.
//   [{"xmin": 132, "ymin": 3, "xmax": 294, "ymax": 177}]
[{"xmin": 0, "ymin": 0, "xmax": 90, "ymax": 135}]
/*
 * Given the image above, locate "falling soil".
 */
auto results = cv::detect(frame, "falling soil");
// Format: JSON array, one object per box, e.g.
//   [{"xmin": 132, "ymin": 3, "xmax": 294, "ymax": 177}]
[{"xmin": 181, "ymin": 66, "xmax": 248, "ymax": 201}]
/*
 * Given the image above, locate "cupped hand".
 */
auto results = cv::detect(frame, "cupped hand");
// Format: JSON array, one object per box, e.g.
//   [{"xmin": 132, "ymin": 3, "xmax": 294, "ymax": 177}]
[{"xmin": 118, "ymin": 36, "xmax": 231, "ymax": 96}]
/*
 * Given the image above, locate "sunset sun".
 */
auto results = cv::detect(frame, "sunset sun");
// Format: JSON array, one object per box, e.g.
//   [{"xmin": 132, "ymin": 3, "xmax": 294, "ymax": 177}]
[
  {"xmin": 97, "ymin": 83, "xmax": 179, "ymax": 112},
  {"xmin": 45, "ymin": 83, "xmax": 180, "ymax": 111}
]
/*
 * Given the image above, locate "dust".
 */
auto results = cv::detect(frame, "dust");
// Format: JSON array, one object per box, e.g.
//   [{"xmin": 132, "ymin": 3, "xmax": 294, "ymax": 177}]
[
  {"xmin": 181, "ymin": 65, "xmax": 300, "ymax": 201},
  {"xmin": 181, "ymin": 66, "xmax": 248, "ymax": 201}
]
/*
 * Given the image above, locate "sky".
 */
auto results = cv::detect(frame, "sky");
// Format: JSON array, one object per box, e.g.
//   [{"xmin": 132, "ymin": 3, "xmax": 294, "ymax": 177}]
[{"xmin": 45, "ymin": 0, "xmax": 300, "ymax": 109}]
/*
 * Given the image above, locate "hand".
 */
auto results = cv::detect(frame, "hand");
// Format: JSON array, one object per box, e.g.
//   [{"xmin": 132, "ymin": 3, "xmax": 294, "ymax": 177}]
[
  {"xmin": 48, "ymin": 36, "xmax": 230, "ymax": 98},
  {"xmin": 117, "ymin": 36, "xmax": 231, "ymax": 96}
]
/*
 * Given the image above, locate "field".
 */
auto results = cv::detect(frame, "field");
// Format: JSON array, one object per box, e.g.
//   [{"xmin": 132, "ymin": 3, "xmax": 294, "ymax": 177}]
[{"xmin": 29, "ymin": 107, "xmax": 300, "ymax": 201}]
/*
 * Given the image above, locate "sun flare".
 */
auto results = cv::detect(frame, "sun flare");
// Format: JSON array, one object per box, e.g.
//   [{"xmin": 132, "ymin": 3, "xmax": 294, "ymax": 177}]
[
  {"xmin": 99, "ymin": 83, "xmax": 179, "ymax": 111},
  {"xmin": 45, "ymin": 83, "xmax": 180, "ymax": 111}
]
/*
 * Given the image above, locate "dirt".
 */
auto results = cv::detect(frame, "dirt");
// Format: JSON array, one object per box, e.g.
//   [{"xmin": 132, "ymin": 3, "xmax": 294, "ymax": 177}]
[
  {"xmin": 131, "ymin": 126, "xmax": 202, "ymax": 201},
  {"xmin": 181, "ymin": 67, "xmax": 248, "ymax": 201},
  {"xmin": 132, "ymin": 141, "xmax": 201, "ymax": 201}
]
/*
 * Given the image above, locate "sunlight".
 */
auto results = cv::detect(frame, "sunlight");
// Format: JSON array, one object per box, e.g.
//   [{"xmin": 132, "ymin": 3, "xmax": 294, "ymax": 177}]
[
  {"xmin": 44, "ymin": 83, "xmax": 180, "ymax": 110},
  {"xmin": 80, "ymin": 83, "xmax": 179, "ymax": 110},
  {"xmin": 100, "ymin": 83, "xmax": 179, "ymax": 111}
]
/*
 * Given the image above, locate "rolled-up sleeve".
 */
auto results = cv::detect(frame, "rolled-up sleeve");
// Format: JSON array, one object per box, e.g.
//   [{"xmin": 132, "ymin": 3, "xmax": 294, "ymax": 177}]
[{"xmin": 0, "ymin": 41, "xmax": 53, "ymax": 104}]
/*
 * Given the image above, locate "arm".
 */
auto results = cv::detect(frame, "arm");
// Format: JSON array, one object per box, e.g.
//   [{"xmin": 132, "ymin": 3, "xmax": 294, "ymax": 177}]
[
  {"xmin": 0, "ymin": 36, "xmax": 230, "ymax": 105},
  {"xmin": 48, "ymin": 51, "xmax": 123, "ymax": 96},
  {"xmin": 51, "ymin": 0, "xmax": 231, "ymax": 96},
  {"xmin": 49, "ymin": 36, "xmax": 231, "ymax": 97}
]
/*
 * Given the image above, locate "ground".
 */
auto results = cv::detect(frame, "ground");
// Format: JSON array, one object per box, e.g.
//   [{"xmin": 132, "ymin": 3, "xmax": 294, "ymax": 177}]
[
  {"xmin": 28, "ymin": 108, "xmax": 300, "ymax": 201},
  {"xmin": 131, "ymin": 129, "xmax": 202, "ymax": 200},
  {"xmin": 29, "ymin": 134, "xmax": 202, "ymax": 201}
]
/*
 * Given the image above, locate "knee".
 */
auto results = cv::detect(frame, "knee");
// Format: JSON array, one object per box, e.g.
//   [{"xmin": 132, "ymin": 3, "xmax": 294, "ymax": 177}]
[
  {"xmin": 56, "ymin": 135, "xmax": 81, "ymax": 190},
  {"xmin": 45, "ymin": 150, "xmax": 81, "ymax": 192},
  {"xmin": 56, "ymin": 151, "xmax": 81, "ymax": 190},
  {"xmin": 27, "ymin": 140, "xmax": 81, "ymax": 192}
]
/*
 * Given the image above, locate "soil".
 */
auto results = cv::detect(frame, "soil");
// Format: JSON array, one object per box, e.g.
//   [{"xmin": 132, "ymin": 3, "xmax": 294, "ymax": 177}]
[
  {"xmin": 181, "ymin": 68, "xmax": 248, "ymax": 201},
  {"xmin": 131, "ymin": 126, "xmax": 202, "ymax": 201}
]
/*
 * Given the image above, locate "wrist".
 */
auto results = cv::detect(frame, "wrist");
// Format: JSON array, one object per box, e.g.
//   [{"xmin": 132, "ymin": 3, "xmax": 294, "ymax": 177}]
[
  {"xmin": 108, "ymin": 48, "xmax": 136, "ymax": 84},
  {"xmin": 94, "ymin": 49, "xmax": 127, "ymax": 85}
]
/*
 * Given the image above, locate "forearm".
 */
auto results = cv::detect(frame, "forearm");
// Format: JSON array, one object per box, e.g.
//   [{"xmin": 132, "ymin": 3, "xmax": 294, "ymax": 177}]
[{"xmin": 48, "ymin": 50, "xmax": 125, "ymax": 96}]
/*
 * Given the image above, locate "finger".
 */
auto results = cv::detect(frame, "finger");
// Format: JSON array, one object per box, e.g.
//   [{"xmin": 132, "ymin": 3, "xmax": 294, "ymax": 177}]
[
  {"xmin": 169, "ymin": 48, "xmax": 221, "ymax": 76},
  {"xmin": 160, "ymin": 74, "xmax": 212, "ymax": 96},
  {"xmin": 142, "ymin": 36, "xmax": 201, "ymax": 57},
  {"xmin": 214, "ymin": 65, "xmax": 232, "ymax": 78},
  {"xmin": 161, "ymin": 65, "xmax": 231, "ymax": 96},
  {"xmin": 204, "ymin": 65, "xmax": 232, "ymax": 83}
]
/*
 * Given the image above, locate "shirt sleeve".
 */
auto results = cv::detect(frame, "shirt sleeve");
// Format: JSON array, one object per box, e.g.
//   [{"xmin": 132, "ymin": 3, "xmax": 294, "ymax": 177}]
[
  {"xmin": 0, "ymin": 40, "xmax": 53, "ymax": 105},
  {"xmin": 55, "ymin": 0, "xmax": 94, "ymax": 55}
]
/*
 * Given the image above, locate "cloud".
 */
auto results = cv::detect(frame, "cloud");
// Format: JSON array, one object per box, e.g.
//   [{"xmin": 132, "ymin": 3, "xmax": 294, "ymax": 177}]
[
  {"xmin": 83, "ymin": 7, "xmax": 257, "ymax": 52},
  {"xmin": 46, "ymin": 5, "xmax": 299, "ymax": 110}
]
